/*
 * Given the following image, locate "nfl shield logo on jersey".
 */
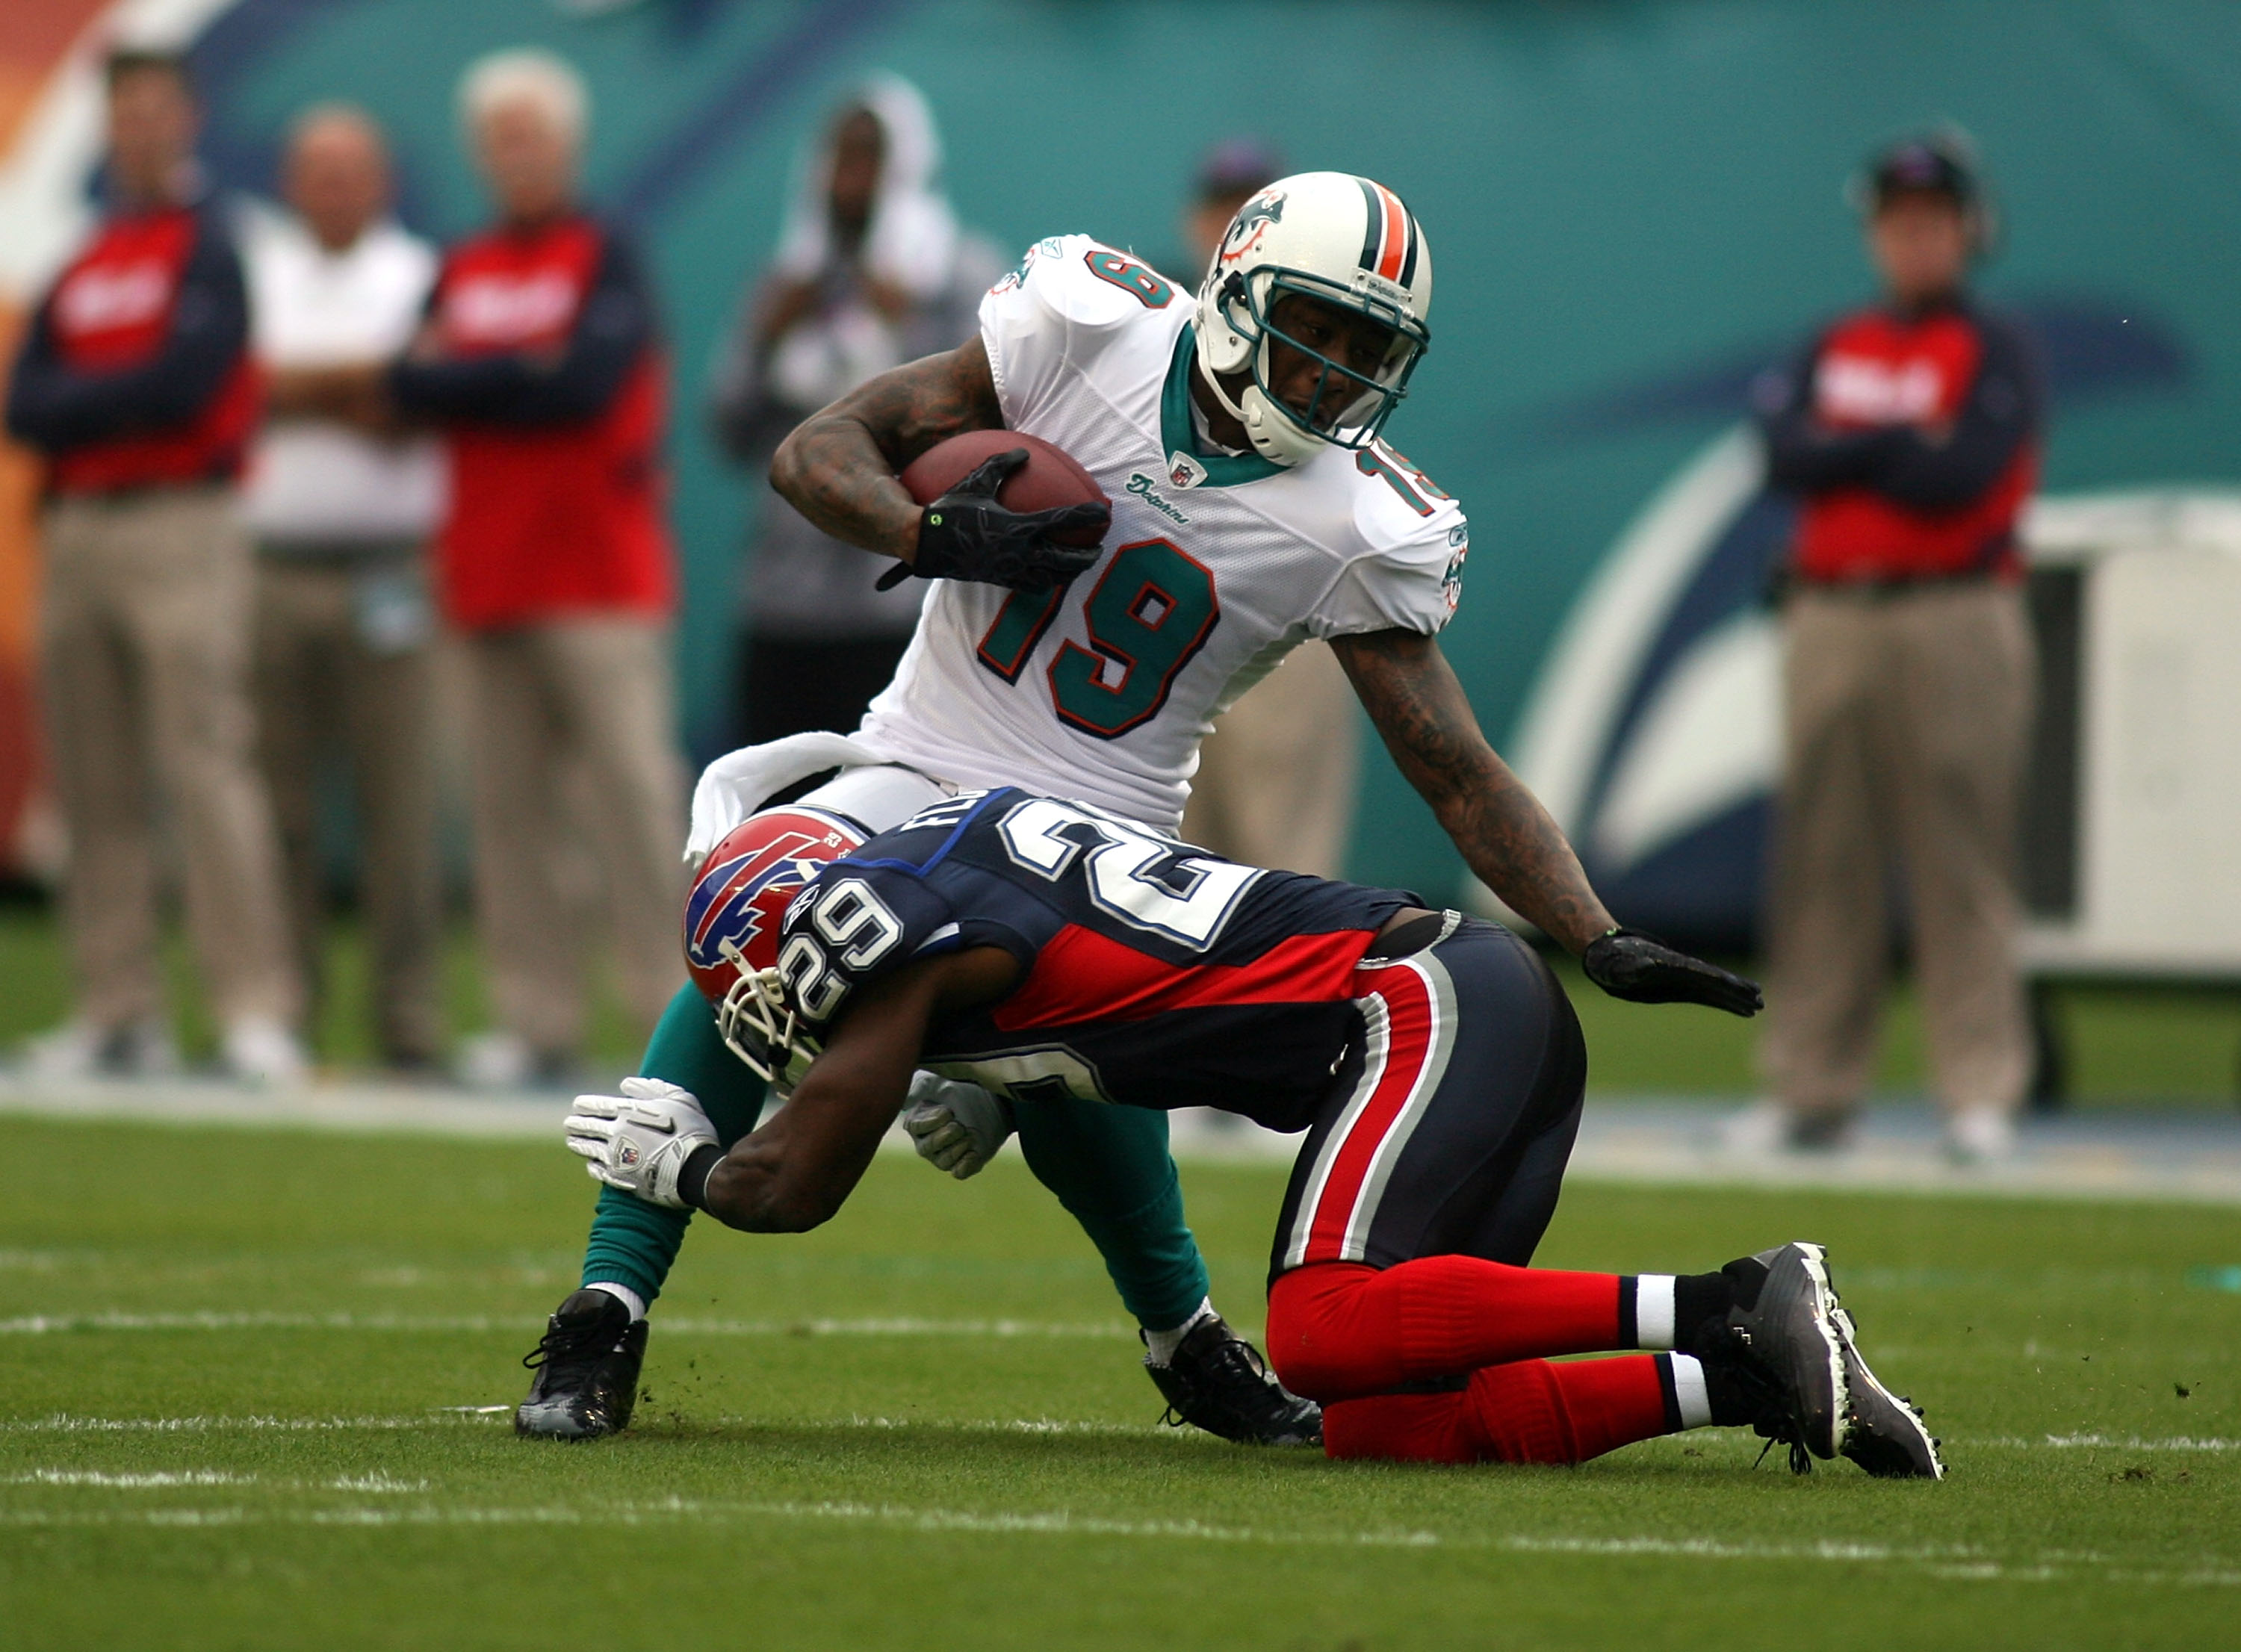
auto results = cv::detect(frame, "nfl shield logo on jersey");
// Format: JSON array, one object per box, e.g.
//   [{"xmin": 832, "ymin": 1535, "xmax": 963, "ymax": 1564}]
[{"xmin": 1168, "ymin": 450, "xmax": 1208, "ymax": 490}]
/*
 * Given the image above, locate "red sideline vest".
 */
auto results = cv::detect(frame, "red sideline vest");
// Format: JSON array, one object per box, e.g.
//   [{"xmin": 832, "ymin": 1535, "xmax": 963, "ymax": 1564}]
[
  {"xmin": 46, "ymin": 205, "xmax": 258, "ymax": 494},
  {"xmin": 430, "ymin": 217, "xmax": 673, "ymax": 628},
  {"xmin": 1791, "ymin": 308, "xmax": 2037, "ymax": 583}
]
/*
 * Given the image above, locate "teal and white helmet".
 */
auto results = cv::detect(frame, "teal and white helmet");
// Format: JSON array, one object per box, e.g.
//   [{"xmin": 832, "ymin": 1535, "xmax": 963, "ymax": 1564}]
[{"xmin": 1192, "ymin": 170, "xmax": 1433, "ymax": 467}]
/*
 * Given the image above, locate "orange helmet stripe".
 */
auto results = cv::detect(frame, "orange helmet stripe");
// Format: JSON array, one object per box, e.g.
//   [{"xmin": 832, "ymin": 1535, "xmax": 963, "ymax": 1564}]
[{"xmin": 1372, "ymin": 182, "xmax": 1408, "ymax": 282}]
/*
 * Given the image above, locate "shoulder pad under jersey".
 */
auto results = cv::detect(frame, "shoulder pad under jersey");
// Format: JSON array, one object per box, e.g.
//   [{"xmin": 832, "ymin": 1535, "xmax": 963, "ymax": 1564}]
[{"xmin": 1303, "ymin": 439, "xmax": 1470, "ymax": 637}]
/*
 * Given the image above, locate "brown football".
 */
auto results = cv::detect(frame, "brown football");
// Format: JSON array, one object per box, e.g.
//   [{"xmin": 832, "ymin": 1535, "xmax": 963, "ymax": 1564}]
[{"xmin": 899, "ymin": 429, "xmax": 1110, "ymax": 550}]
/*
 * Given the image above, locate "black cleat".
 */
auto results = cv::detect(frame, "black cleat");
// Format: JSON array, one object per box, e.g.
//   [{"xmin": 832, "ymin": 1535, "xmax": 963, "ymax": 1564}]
[
  {"xmin": 1696, "ymin": 1240, "xmax": 1847, "ymax": 1474},
  {"xmin": 1831, "ymin": 1303, "xmax": 1945, "ymax": 1479},
  {"xmin": 515, "ymin": 1288, "xmax": 648, "ymax": 1440},
  {"xmin": 1145, "ymin": 1315, "xmax": 1321, "ymax": 1447}
]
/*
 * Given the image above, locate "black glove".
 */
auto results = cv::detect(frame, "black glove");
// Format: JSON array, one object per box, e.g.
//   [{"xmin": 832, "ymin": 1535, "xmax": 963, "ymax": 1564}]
[
  {"xmin": 876, "ymin": 448, "xmax": 1109, "ymax": 593},
  {"xmin": 1582, "ymin": 926, "xmax": 1764, "ymax": 1017}
]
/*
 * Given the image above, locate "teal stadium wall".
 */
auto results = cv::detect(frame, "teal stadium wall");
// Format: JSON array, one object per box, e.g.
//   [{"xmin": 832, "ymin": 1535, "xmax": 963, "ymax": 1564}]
[{"xmin": 176, "ymin": 0, "xmax": 2241, "ymax": 901}]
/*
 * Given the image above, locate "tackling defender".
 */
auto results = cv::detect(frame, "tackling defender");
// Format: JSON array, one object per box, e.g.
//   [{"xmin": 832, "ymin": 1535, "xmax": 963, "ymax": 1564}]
[
  {"xmin": 570, "ymin": 790, "xmax": 1941, "ymax": 1476},
  {"xmin": 519, "ymin": 173, "xmax": 1759, "ymax": 1442}
]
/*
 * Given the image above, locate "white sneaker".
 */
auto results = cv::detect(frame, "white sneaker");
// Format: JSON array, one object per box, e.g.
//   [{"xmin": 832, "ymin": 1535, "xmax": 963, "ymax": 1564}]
[
  {"xmin": 1720, "ymin": 1101, "xmax": 1790, "ymax": 1155},
  {"xmin": 1721, "ymin": 1101, "xmax": 1856, "ymax": 1154},
  {"xmin": 221, "ymin": 1016, "xmax": 309, "ymax": 1086},
  {"xmin": 456, "ymin": 1030, "xmax": 532, "ymax": 1090},
  {"xmin": 1945, "ymin": 1106, "xmax": 2016, "ymax": 1166},
  {"xmin": 20, "ymin": 1017, "xmax": 179, "ymax": 1080}
]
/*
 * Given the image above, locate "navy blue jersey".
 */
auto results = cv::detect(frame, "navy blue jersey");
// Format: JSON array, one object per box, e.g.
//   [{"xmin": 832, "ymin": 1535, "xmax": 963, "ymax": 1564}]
[{"xmin": 775, "ymin": 787, "xmax": 1418, "ymax": 1129}]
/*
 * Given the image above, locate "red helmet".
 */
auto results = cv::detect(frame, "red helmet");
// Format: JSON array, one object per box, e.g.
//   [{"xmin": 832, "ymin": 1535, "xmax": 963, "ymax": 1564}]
[{"xmin": 682, "ymin": 806, "xmax": 868, "ymax": 1083}]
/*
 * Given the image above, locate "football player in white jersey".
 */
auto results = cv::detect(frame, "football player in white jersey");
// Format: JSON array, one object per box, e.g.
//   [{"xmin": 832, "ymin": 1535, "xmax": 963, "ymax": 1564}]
[{"xmin": 517, "ymin": 173, "xmax": 1758, "ymax": 1445}]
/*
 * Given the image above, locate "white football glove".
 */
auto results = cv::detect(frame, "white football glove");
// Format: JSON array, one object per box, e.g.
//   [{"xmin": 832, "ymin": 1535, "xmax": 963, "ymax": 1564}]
[
  {"xmin": 902, "ymin": 1071, "xmax": 1015, "ymax": 1180},
  {"xmin": 564, "ymin": 1077, "xmax": 719, "ymax": 1209}
]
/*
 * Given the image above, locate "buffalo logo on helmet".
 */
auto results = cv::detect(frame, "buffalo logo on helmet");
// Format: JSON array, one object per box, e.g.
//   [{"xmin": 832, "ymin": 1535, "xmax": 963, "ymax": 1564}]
[
  {"xmin": 681, "ymin": 807, "xmax": 866, "ymax": 1000},
  {"xmin": 1218, "ymin": 189, "xmax": 1286, "ymax": 266}
]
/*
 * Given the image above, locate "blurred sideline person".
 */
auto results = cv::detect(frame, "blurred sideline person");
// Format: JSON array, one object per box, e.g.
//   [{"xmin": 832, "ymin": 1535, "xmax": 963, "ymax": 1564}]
[
  {"xmin": 381, "ymin": 51, "xmax": 685, "ymax": 1087},
  {"xmin": 707, "ymin": 77, "xmax": 999, "ymax": 744},
  {"xmin": 241, "ymin": 106, "xmax": 446, "ymax": 1073},
  {"xmin": 3, "ymin": 49, "xmax": 305, "ymax": 1083},
  {"xmin": 1737, "ymin": 134, "xmax": 2042, "ymax": 1164},
  {"xmin": 1171, "ymin": 140, "xmax": 1360, "ymax": 880}
]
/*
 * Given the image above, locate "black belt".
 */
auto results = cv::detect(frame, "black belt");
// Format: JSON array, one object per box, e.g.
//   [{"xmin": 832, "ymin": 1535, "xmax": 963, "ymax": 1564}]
[
  {"xmin": 1783, "ymin": 568, "xmax": 2006, "ymax": 602},
  {"xmin": 55, "ymin": 475, "xmax": 233, "ymax": 506}
]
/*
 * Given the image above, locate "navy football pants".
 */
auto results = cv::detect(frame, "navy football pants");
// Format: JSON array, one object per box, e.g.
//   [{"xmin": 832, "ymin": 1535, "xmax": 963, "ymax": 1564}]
[{"xmin": 1270, "ymin": 919, "xmax": 1587, "ymax": 1282}]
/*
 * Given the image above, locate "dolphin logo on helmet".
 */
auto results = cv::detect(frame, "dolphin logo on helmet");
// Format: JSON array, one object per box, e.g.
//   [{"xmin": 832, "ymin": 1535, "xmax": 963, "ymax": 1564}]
[{"xmin": 1216, "ymin": 187, "xmax": 1287, "ymax": 268}]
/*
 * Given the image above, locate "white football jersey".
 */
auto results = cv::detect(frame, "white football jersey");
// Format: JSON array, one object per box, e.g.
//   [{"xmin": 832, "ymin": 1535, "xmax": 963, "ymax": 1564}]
[{"xmin": 855, "ymin": 234, "xmax": 1469, "ymax": 833}]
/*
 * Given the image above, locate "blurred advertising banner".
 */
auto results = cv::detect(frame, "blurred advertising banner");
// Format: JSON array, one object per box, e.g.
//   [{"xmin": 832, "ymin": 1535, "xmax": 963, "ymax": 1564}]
[{"xmin": 1, "ymin": 0, "xmax": 2237, "ymax": 919}]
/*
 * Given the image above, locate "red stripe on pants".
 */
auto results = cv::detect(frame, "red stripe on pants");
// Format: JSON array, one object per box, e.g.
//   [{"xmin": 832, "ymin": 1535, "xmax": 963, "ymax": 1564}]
[
  {"xmin": 1296, "ymin": 963, "xmax": 1435, "ymax": 1266},
  {"xmin": 1323, "ymin": 1356, "xmax": 1671, "ymax": 1465},
  {"xmin": 1266, "ymin": 1259, "xmax": 1623, "ymax": 1401}
]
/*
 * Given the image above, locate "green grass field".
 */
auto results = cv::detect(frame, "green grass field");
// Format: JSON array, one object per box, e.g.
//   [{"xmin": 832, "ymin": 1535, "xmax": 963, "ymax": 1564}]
[{"xmin": 4, "ymin": 1119, "xmax": 2240, "ymax": 1649}]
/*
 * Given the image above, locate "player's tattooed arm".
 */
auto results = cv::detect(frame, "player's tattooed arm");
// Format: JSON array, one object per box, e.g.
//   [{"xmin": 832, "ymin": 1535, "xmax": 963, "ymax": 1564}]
[
  {"xmin": 1332, "ymin": 628, "xmax": 1617, "ymax": 955},
  {"xmin": 769, "ymin": 335, "xmax": 1005, "ymax": 567}
]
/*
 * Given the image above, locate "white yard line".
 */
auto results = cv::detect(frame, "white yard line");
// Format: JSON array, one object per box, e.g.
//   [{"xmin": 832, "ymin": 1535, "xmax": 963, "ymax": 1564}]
[
  {"xmin": 0, "ymin": 1492, "xmax": 2229, "ymax": 1586},
  {"xmin": 10, "ymin": 1409, "xmax": 2234, "ymax": 1460},
  {"xmin": 0, "ymin": 1311, "xmax": 1135, "ymax": 1339},
  {"xmin": 1964, "ymin": 1434, "xmax": 2241, "ymax": 1453},
  {"xmin": 0, "ymin": 1413, "xmax": 511, "ymax": 1435},
  {"xmin": 0, "ymin": 1312, "xmax": 541, "ymax": 1335},
  {"xmin": 9, "ymin": 1469, "xmax": 252, "ymax": 1486},
  {"xmin": 10, "ymin": 1470, "xmax": 426, "ymax": 1492},
  {"xmin": 661, "ymin": 1316, "xmax": 1137, "ymax": 1339}
]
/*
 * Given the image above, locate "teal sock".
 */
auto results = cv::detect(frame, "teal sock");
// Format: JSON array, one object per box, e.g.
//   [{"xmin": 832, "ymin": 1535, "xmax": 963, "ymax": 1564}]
[
  {"xmin": 1014, "ymin": 1098, "xmax": 1212, "ymax": 1332},
  {"xmin": 578, "ymin": 982, "xmax": 767, "ymax": 1310}
]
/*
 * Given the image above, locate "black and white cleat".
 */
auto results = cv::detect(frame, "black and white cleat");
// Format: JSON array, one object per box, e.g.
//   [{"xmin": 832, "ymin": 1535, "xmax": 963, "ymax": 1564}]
[
  {"xmin": 1832, "ymin": 1304, "xmax": 1946, "ymax": 1479},
  {"xmin": 1146, "ymin": 1315, "xmax": 1322, "ymax": 1447},
  {"xmin": 1699, "ymin": 1240, "xmax": 1848, "ymax": 1472},
  {"xmin": 515, "ymin": 1288, "xmax": 648, "ymax": 1441}
]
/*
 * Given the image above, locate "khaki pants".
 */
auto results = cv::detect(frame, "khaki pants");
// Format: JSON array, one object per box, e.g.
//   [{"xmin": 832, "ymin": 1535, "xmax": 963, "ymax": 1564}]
[
  {"xmin": 1760, "ymin": 582, "xmax": 2036, "ymax": 1120},
  {"xmin": 252, "ymin": 553, "xmax": 442, "ymax": 1064},
  {"xmin": 40, "ymin": 485, "xmax": 298, "ymax": 1029},
  {"xmin": 461, "ymin": 619, "xmax": 685, "ymax": 1058},
  {"xmin": 1181, "ymin": 641, "xmax": 1359, "ymax": 878}
]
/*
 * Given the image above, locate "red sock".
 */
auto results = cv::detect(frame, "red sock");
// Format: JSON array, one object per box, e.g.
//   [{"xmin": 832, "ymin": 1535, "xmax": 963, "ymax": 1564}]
[
  {"xmin": 1266, "ymin": 1259, "xmax": 1623, "ymax": 1401},
  {"xmin": 1323, "ymin": 1355, "xmax": 1674, "ymax": 1465}
]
